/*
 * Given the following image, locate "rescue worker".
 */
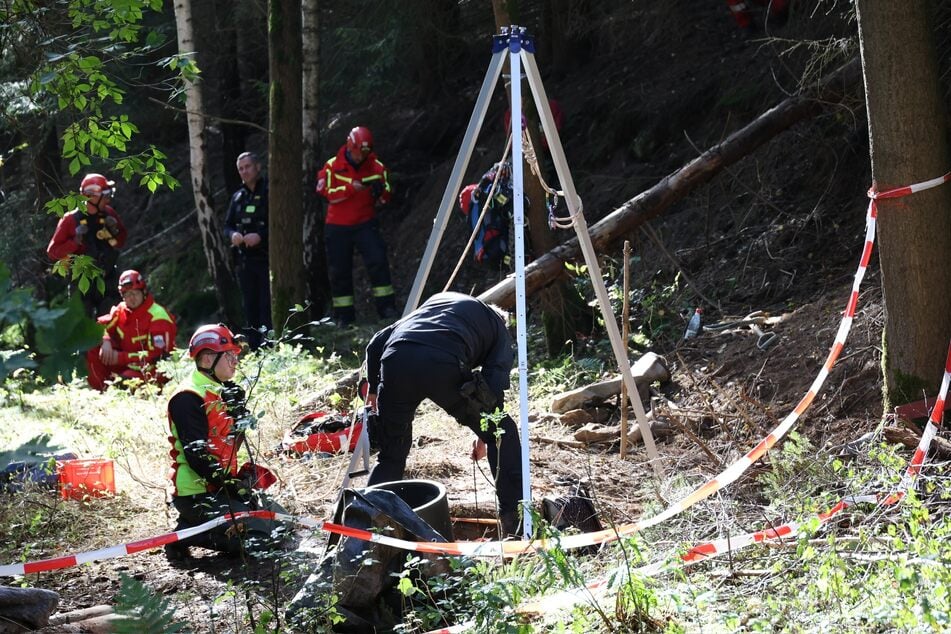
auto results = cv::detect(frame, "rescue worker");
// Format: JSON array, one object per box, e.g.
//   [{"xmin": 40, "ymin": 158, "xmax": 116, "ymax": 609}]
[
  {"xmin": 316, "ymin": 126, "xmax": 398, "ymax": 326},
  {"xmin": 224, "ymin": 152, "xmax": 272, "ymax": 349},
  {"xmin": 364, "ymin": 292, "xmax": 524, "ymax": 536},
  {"xmin": 47, "ymin": 173, "xmax": 127, "ymax": 317},
  {"xmin": 85, "ymin": 269, "xmax": 177, "ymax": 391},
  {"xmin": 165, "ymin": 324, "xmax": 287, "ymax": 563}
]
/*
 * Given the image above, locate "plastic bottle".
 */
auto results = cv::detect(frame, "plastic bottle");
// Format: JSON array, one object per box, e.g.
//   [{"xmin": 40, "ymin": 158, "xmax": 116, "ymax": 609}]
[{"xmin": 684, "ymin": 307, "xmax": 703, "ymax": 340}]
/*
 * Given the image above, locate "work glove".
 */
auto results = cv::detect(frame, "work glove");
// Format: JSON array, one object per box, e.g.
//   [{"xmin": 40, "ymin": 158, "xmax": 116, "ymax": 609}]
[
  {"xmin": 222, "ymin": 382, "xmax": 256, "ymax": 432},
  {"xmin": 370, "ymin": 182, "xmax": 384, "ymax": 199},
  {"xmin": 459, "ymin": 370, "xmax": 499, "ymax": 420},
  {"xmin": 225, "ymin": 474, "xmax": 255, "ymax": 500},
  {"xmin": 103, "ymin": 215, "xmax": 119, "ymax": 236},
  {"xmin": 74, "ymin": 223, "xmax": 88, "ymax": 244},
  {"xmin": 364, "ymin": 409, "xmax": 381, "ymax": 451}
]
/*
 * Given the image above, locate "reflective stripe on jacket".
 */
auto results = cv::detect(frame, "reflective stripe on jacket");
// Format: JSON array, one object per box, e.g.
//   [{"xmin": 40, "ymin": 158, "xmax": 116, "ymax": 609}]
[
  {"xmin": 99, "ymin": 294, "xmax": 177, "ymax": 371},
  {"xmin": 317, "ymin": 146, "xmax": 391, "ymax": 226}
]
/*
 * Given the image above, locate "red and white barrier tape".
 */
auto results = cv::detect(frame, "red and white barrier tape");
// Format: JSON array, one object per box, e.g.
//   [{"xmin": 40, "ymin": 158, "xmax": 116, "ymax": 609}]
[
  {"xmin": 511, "ymin": 174, "xmax": 951, "ymax": 622},
  {"xmin": 4, "ymin": 175, "xmax": 949, "ymax": 600},
  {"xmin": 520, "ymin": 338, "xmax": 951, "ymax": 620}
]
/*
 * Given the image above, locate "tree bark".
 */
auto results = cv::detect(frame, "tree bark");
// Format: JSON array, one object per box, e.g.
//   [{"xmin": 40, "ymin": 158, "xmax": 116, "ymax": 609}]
[
  {"xmin": 174, "ymin": 0, "xmax": 242, "ymax": 325},
  {"xmin": 479, "ymin": 58, "xmax": 863, "ymax": 309},
  {"xmin": 302, "ymin": 0, "xmax": 329, "ymax": 318},
  {"xmin": 212, "ymin": 0, "xmax": 247, "ymax": 196},
  {"xmin": 268, "ymin": 0, "xmax": 305, "ymax": 332},
  {"xmin": 855, "ymin": 1, "xmax": 951, "ymax": 406}
]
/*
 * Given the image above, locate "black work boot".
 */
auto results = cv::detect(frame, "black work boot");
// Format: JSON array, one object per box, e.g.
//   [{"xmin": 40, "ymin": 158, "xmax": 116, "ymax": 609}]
[
  {"xmin": 499, "ymin": 511, "xmax": 522, "ymax": 539},
  {"xmin": 333, "ymin": 307, "xmax": 356, "ymax": 328},
  {"xmin": 164, "ymin": 542, "xmax": 193, "ymax": 565},
  {"xmin": 375, "ymin": 297, "xmax": 399, "ymax": 321}
]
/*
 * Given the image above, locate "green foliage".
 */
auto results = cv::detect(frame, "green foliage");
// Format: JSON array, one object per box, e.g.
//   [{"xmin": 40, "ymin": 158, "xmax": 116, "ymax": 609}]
[
  {"xmin": 529, "ymin": 351, "xmax": 603, "ymax": 401},
  {"xmin": 0, "ymin": 262, "xmax": 102, "ymax": 382},
  {"xmin": 113, "ymin": 573, "xmax": 186, "ymax": 634},
  {"xmin": 569, "ymin": 256, "xmax": 683, "ymax": 351},
  {"xmin": 4, "ymin": 0, "xmax": 182, "ymax": 216}
]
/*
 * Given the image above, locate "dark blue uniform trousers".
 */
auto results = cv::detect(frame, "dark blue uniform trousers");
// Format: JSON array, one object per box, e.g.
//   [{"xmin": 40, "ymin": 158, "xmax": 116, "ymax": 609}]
[
  {"xmin": 237, "ymin": 256, "xmax": 272, "ymax": 348},
  {"xmin": 367, "ymin": 342, "xmax": 523, "ymax": 515}
]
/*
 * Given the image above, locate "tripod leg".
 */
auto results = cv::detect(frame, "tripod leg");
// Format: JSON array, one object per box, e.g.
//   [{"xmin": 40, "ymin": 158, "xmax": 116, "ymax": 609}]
[
  {"xmin": 521, "ymin": 50, "xmax": 664, "ymax": 477},
  {"xmin": 404, "ymin": 47, "xmax": 507, "ymax": 314}
]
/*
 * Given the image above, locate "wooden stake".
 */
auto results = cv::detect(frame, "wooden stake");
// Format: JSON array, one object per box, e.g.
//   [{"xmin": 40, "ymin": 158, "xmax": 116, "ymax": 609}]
[{"xmin": 620, "ymin": 240, "xmax": 631, "ymax": 458}]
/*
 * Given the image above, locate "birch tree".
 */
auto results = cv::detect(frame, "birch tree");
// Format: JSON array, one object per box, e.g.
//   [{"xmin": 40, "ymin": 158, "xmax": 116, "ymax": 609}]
[{"xmin": 173, "ymin": 0, "xmax": 242, "ymax": 323}]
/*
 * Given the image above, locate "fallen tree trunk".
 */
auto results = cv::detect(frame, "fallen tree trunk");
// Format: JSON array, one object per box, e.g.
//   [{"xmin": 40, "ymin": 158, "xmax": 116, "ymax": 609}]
[{"xmin": 479, "ymin": 58, "xmax": 862, "ymax": 309}]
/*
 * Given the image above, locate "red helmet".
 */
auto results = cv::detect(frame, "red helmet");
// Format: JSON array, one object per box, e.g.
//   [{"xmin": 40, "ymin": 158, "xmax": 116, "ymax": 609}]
[
  {"xmin": 346, "ymin": 126, "xmax": 373, "ymax": 156},
  {"xmin": 118, "ymin": 269, "xmax": 147, "ymax": 293},
  {"xmin": 79, "ymin": 173, "xmax": 116, "ymax": 197},
  {"xmin": 188, "ymin": 324, "xmax": 242, "ymax": 359}
]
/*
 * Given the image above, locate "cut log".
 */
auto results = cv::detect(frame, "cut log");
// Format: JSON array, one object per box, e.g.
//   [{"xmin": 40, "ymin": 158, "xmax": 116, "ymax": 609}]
[
  {"xmin": 883, "ymin": 426, "xmax": 951, "ymax": 459},
  {"xmin": 47, "ymin": 606, "xmax": 113, "ymax": 626},
  {"xmin": 573, "ymin": 420, "xmax": 652, "ymax": 446},
  {"xmin": 558, "ymin": 409, "xmax": 594, "ymax": 428},
  {"xmin": 37, "ymin": 613, "xmax": 125, "ymax": 633},
  {"xmin": 478, "ymin": 58, "xmax": 862, "ymax": 310},
  {"xmin": 0, "ymin": 586, "xmax": 59, "ymax": 632},
  {"xmin": 551, "ymin": 352, "xmax": 670, "ymax": 413}
]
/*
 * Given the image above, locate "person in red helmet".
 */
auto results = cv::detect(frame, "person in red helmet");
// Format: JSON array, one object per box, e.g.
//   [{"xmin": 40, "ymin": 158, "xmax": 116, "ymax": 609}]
[
  {"xmin": 164, "ymin": 323, "xmax": 287, "ymax": 563},
  {"xmin": 47, "ymin": 173, "xmax": 128, "ymax": 317},
  {"xmin": 316, "ymin": 126, "xmax": 398, "ymax": 326},
  {"xmin": 85, "ymin": 270, "xmax": 177, "ymax": 391}
]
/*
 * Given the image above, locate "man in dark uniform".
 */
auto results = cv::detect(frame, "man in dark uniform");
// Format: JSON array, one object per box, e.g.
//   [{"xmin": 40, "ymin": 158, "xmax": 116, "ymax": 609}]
[
  {"xmin": 364, "ymin": 292, "xmax": 524, "ymax": 535},
  {"xmin": 224, "ymin": 152, "xmax": 272, "ymax": 349}
]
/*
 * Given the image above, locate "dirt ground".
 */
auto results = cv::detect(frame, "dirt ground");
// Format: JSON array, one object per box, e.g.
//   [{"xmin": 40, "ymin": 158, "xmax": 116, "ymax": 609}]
[{"xmin": 21, "ymin": 272, "xmax": 889, "ymax": 633}]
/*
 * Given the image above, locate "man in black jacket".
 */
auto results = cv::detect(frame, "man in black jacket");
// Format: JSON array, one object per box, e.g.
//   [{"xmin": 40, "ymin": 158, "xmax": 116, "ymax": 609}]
[
  {"xmin": 364, "ymin": 292, "xmax": 524, "ymax": 535},
  {"xmin": 224, "ymin": 152, "xmax": 272, "ymax": 349}
]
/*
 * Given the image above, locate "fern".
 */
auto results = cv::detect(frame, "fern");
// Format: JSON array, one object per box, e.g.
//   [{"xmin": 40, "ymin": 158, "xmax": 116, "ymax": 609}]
[{"xmin": 113, "ymin": 573, "xmax": 186, "ymax": 634}]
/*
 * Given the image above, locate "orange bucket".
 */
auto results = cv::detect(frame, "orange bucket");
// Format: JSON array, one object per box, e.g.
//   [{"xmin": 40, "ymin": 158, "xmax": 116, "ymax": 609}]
[{"xmin": 57, "ymin": 459, "xmax": 116, "ymax": 500}]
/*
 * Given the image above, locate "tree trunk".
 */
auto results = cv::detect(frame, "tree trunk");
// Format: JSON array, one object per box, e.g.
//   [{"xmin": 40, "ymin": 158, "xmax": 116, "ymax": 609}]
[
  {"xmin": 212, "ymin": 0, "xmax": 247, "ymax": 196},
  {"xmin": 174, "ymin": 0, "xmax": 242, "ymax": 325},
  {"xmin": 302, "ymin": 0, "xmax": 329, "ymax": 318},
  {"xmin": 856, "ymin": 2, "xmax": 951, "ymax": 407},
  {"xmin": 268, "ymin": 0, "xmax": 305, "ymax": 332},
  {"xmin": 33, "ymin": 121, "xmax": 61, "ymax": 214},
  {"xmin": 479, "ymin": 58, "xmax": 863, "ymax": 309}
]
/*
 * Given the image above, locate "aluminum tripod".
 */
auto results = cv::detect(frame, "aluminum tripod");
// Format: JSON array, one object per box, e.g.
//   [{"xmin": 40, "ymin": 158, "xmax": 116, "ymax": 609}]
[{"xmin": 405, "ymin": 27, "xmax": 664, "ymax": 537}]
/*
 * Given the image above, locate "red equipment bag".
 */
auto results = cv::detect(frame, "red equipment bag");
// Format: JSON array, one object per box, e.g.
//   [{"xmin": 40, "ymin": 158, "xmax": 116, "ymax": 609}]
[{"xmin": 282, "ymin": 411, "xmax": 364, "ymax": 455}]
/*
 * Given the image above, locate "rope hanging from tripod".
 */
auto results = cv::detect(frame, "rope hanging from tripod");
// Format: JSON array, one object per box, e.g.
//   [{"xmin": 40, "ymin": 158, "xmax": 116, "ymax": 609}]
[
  {"xmin": 442, "ymin": 133, "xmax": 514, "ymax": 292},
  {"xmin": 520, "ymin": 128, "xmax": 581, "ymax": 229}
]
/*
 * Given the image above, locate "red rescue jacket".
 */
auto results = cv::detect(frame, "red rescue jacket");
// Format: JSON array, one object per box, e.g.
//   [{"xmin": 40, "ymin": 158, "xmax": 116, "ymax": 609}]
[
  {"xmin": 98, "ymin": 294, "xmax": 177, "ymax": 371},
  {"xmin": 47, "ymin": 205, "xmax": 127, "ymax": 262},
  {"xmin": 316, "ymin": 146, "xmax": 391, "ymax": 226}
]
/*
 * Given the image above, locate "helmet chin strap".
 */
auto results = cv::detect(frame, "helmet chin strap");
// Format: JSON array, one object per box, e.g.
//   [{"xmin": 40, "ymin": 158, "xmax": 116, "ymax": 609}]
[{"xmin": 198, "ymin": 352, "xmax": 226, "ymax": 383}]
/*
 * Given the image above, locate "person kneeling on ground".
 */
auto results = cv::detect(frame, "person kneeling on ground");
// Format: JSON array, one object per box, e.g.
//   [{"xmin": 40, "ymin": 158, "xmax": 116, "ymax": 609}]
[
  {"xmin": 86, "ymin": 269, "xmax": 177, "ymax": 391},
  {"xmin": 364, "ymin": 291, "xmax": 524, "ymax": 536},
  {"xmin": 165, "ymin": 323, "xmax": 288, "ymax": 563}
]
